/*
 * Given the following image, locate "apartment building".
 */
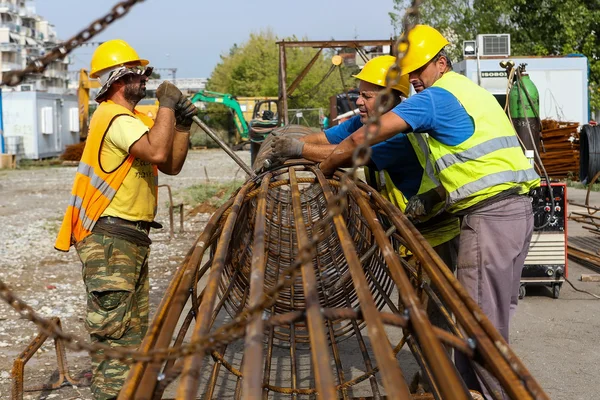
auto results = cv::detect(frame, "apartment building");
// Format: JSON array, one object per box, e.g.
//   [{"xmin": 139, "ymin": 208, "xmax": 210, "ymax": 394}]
[{"xmin": 0, "ymin": 0, "xmax": 69, "ymax": 93}]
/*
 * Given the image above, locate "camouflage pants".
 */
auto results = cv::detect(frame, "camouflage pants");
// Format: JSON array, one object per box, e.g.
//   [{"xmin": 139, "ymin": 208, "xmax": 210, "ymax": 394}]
[{"xmin": 76, "ymin": 233, "xmax": 150, "ymax": 400}]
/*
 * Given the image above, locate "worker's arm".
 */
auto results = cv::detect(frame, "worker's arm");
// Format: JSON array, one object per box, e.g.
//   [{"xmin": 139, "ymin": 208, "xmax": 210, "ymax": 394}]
[
  {"xmin": 270, "ymin": 121, "xmax": 359, "ymax": 163},
  {"xmin": 300, "ymin": 132, "xmax": 330, "ymax": 145},
  {"xmin": 270, "ymin": 133, "xmax": 336, "ymax": 163},
  {"xmin": 300, "ymin": 142, "xmax": 337, "ymax": 163},
  {"xmin": 129, "ymin": 107, "xmax": 177, "ymax": 164},
  {"xmin": 157, "ymin": 129, "xmax": 189, "ymax": 175},
  {"xmin": 299, "ymin": 131, "xmax": 337, "ymax": 161},
  {"xmin": 319, "ymin": 112, "xmax": 410, "ymax": 175},
  {"xmin": 157, "ymin": 97, "xmax": 197, "ymax": 175}
]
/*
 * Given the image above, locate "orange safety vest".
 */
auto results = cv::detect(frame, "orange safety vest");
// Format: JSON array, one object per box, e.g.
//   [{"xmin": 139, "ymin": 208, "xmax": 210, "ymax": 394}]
[{"xmin": 55, "ymin": 100, "xmax": 156, "ymax": 251}]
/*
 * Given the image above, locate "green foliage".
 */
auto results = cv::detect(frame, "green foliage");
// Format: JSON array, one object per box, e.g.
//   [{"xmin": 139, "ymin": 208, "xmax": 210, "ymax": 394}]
[
  {"xmin": 207, "ymin": 29, "xmax": 359, "ymax": 111},
  {"xmin": 391, "ymin": 0, "xmax": 600, "ymax": 111},
  {"xmin": 566, "ymin": 178, "xmax": 600, "ymax": 192},
  {"xmin": 181, "ymin": 181, "xmax": 243, "ymax": 209},
  {"xmin": 17, "ymin": 158, "xmax": 64, "ymax": 169}
]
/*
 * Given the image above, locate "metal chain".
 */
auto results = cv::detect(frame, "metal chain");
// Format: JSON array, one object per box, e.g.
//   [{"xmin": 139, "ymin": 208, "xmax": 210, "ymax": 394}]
[
  {"xmin": 1, "ymin": 0, "xmax": 146, "ymax": 87},
  {"xmin": 0, "ymin": 0, "xmax": 422, "ymax": 365}
]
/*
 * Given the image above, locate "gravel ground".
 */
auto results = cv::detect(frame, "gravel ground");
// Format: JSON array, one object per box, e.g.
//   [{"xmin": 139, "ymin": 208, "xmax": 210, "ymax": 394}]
[
  {"xmin": 0, "ymin": 150, "xmax": 251, "ymax": 399},
  {"xmin": 0, "ymin": 149, "xmax": 599, "ymax": 399}
]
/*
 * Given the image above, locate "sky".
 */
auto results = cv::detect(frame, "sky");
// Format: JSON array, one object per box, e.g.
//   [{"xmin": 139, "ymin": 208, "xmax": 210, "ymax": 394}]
[{"xmin": 34, "ymin": 0, "xmax": 400, "ymax": 79}]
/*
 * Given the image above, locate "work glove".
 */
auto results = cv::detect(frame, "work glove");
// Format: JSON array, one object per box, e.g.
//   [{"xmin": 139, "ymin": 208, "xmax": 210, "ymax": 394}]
[
  {"xmin": 270, "ymin": 136, "xmax": 305, "ymax": 161},
  {"xmin": 175, "ymin": 97, "xmax": 198, "ymax": 131},
  {"xmin": 156, "ymin": 81, "xmax": 183, "ymax": 111},
  {"xmin": 405, "ymin": 187, "xmax": 443, "ymax": 220}
]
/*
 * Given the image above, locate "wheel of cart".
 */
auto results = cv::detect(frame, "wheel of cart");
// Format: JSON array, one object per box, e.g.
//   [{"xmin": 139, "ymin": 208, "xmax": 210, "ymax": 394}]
[
  {"xmin": 552, "ymin": 282, "xmax": 562, "ymax": 299},
  {"xmin": 519, "ymin": 284, "xmax": 526, "ymax": 300}
]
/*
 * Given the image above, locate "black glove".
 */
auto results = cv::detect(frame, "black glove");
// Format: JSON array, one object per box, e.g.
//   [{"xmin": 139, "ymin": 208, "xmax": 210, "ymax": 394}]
[
  {"xmin": 405, "ymin": 187, "xmax": 443, "ymax": 220},
  {"xmin": 156, "ymin": 81, "xmax": 183, "ymax": 110},
  {"xmin": 175, "ymin": 97, "xmax": 197, "ymax": 131}
]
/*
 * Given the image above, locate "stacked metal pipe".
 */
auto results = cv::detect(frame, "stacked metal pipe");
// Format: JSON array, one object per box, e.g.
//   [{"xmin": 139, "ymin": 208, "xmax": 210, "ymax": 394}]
[{"xmin": 539, "ymin": 119, "xmax": 580, "ymax": 179}]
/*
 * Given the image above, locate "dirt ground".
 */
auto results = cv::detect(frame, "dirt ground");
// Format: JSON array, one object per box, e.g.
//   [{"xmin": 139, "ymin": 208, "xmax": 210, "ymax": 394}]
[{"xmin": 0, "ymin": 149, "xmax": 599, "ymax": 399}]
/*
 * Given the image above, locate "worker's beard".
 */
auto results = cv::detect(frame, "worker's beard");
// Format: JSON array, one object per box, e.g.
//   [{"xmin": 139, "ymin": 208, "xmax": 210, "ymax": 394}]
[{"xmin": 123, "ymin": 81, "xmax": 146, "ymax": 105}]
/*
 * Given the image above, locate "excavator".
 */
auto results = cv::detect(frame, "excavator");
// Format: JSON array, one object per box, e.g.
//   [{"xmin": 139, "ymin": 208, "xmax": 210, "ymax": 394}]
[
  {"xmin": 190, "ymin": 90, "xmax": 280, "ymax": 163},
  {"xmin": 77, "ymin": 69, "xmax": 100, "ymax": 140},
  {"xmin": 189, "ymin": 90, "xmax": 250, "ymax": 142}
]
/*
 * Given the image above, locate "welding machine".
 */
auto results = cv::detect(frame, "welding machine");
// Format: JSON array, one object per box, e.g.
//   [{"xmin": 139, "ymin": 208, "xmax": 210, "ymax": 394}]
[{"xmin": 520, "ymin": 182, "xmax": 568, "ymax": 299}]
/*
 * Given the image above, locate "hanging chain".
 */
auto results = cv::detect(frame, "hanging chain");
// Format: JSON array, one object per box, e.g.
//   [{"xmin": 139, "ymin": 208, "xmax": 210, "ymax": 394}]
[
  {"xmin": 0, "ymin": 0, "xmax": 422, "ymax": 364},
  {"xmin": 1, "ymin": 0, "xmax": 146, "ymax": 87}
]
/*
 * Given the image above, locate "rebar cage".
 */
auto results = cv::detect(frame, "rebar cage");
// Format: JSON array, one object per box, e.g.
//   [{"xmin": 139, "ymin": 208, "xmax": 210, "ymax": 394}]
[{"xmin": 116, "ymin": 159, "xmax": 548, "ymax": 400}]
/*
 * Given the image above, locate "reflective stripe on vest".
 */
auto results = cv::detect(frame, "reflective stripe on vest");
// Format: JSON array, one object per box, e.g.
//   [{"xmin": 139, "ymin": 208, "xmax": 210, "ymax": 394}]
[
  {"xmin": 450, "ymin": 168, "xmax": 539, "ymax": 204},
  {"xmin": 76, "ymin": 161, "xmax": 118, "ymax": 199},
  {"xmin": 435, "ymin": 135, "xmax": 520, "ymax": 172},
  {"xmin": 428, "ymin": 72, "xmax": 539, "ymax": 211}
]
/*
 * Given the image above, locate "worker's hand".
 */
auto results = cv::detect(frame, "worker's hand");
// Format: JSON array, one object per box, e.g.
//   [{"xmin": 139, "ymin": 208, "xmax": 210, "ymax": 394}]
[
  {"xmin": 317, "ymin": 162, "xmax": 335, "ymax": 177},
  {"xmin": 405, "ymin": 188, "xmax": 443, "ymax": 220},
  {"xmin": 175, "ymin": 97, "xmax": 197, "ymax": 131},
  {"xmin": 156, "ymin": 81, "xmax": 183, "ymax": 111},
  {"xmin": 270, "ymin": 136, "xmax": 304, "ymax": 160}
]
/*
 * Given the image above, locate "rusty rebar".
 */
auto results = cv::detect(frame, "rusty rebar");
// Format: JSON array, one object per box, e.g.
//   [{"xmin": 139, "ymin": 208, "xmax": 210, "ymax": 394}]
[{"xmin": 115, "ymin": 162, "xmax": 550, "ymax": 399}]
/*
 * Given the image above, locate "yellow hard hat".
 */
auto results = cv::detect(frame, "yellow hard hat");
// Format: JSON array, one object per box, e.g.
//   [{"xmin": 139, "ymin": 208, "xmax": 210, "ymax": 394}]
[
  {"xmin": 89, "ymin": 39, "xmax": 149, "ymax": 78},
  {"xmin": 397, "ymin": 25, "xmax": 450, "ymax": 75},
  {"xmin": 353, "ymin": 55, "xmax": 410, "ymax": 97}
]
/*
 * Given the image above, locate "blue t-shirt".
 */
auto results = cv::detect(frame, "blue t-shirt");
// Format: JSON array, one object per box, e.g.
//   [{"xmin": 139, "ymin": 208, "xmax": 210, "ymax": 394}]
[
  {"xmin": 391, "ymin": 87, "xmax": 475, "ymax": 146},
  {"xmin": 324, "ymin": 115, "xmax": 423, "ymax": 198}
]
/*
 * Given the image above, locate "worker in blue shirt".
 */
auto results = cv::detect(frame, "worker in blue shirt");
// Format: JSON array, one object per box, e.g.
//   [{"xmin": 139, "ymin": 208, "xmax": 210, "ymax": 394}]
[{"xmin": 319, "ymin": 25, "xmax": 540, "ymax": 399}]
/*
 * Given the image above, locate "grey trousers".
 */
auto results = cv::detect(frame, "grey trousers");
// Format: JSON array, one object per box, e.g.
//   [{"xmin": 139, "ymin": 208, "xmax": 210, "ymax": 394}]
[{"xmin": 454, "ymin": 195, "xmax": 534, "ymax": 399}]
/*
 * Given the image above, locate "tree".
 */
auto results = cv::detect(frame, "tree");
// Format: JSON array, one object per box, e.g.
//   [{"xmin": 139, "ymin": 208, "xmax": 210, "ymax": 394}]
[
  {"xmin": 207, "ymin": 29, "xmax": 359, "ymax": 111},
  {"xmin": 390, "ymin": 0, "xmax": 600, "ymax": 111}
]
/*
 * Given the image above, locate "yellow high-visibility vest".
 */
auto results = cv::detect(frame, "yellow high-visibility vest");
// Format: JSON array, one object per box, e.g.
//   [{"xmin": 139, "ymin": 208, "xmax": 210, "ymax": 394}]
[
  {"xmin": 429, "ymin": 72, "xmax": 540, "ymax": 212},
  {"xmin": 55, "ymin": 101, "xmax": 156, "ymax": 251}
]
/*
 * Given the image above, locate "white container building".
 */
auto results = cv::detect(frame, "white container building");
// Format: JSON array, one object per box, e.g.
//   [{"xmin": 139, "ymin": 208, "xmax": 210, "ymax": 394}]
[{"xmin": 2, "ymin": 91, "xmax": 79, "ymax": 159}]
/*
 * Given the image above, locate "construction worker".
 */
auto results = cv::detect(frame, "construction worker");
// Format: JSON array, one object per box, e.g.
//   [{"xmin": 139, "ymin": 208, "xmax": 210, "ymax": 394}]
[
  {"xmin": 269, "ymin": 55, "xmax": 461, "ymax": 326},
  {"xmin": 54, "ymin": 39, "xmax": 196, "ymax": 400},
  {"xmin": 319, "ymin": 26, "xmax": 540, "ymax": 399}
]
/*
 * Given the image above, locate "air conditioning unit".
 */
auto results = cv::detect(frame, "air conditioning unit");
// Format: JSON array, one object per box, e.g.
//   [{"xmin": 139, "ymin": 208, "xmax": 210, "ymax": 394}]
[{"xmin": 477, "ymin": 34, "xmax": 510, "ymax": 57}]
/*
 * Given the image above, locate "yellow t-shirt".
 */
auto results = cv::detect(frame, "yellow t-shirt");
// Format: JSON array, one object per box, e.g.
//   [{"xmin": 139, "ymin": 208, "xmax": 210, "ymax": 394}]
[{"xmin": 100, "ymin": 115, "xmax": 156, "ymax": 222}]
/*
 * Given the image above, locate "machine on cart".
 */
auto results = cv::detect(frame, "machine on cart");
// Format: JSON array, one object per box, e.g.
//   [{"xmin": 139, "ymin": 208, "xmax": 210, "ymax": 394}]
[{"xmin": 520, "ymin": 182, "xmax": 568, "ymax": 299}]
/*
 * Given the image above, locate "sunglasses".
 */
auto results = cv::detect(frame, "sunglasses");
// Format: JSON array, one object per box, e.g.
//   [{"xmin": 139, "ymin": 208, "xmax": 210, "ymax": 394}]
[
  {"xmin": 107, "ymin": 65, "xmax": 153, "ymax": 84},
  {"xmin": 125, "ymin": 65, "xmax": 153, "ymax": 77}
]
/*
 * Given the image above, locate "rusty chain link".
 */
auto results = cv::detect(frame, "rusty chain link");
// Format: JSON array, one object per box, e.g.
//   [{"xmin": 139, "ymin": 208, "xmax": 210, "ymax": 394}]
[
  {"xmin": 1, "ymin": 0, "xmax": 146, "ymax": 87},
  {"xmin": 0, "ymin": 0, "xmax": 422, "ymax": 365}
]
